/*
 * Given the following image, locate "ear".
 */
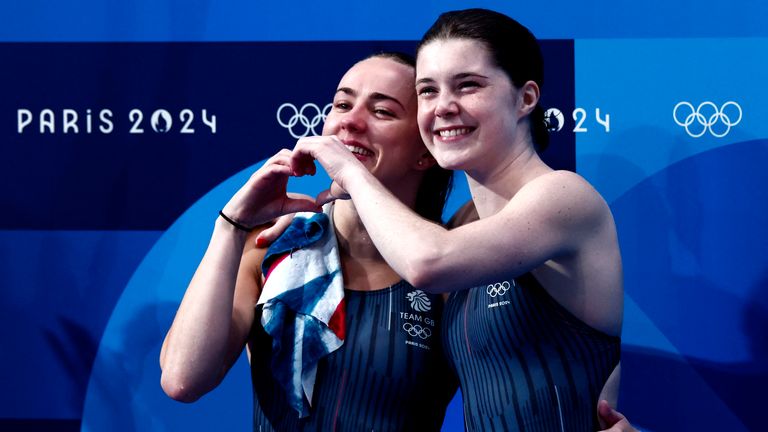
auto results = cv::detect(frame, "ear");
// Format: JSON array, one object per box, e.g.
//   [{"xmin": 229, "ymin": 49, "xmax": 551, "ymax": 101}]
[
  {"xmin": 517, "ymin": 80, "xmax": 540, "ymax": 117},
  {"xmin": 414, "ymin": 151, "xmax": 437, "ymax": 171}
]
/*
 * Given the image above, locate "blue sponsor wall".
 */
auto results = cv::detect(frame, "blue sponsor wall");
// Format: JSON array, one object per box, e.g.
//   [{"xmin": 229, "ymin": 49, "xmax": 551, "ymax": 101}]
[{"xmin": 0, "ymin": 1, "xmax": 766, "ymax": 431}]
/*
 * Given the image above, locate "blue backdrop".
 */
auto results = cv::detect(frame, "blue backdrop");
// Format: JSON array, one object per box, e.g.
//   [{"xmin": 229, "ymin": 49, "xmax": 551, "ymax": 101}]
[{"xmin": 1, "ymin": 1, "xmax": 766, "ymax": 431}]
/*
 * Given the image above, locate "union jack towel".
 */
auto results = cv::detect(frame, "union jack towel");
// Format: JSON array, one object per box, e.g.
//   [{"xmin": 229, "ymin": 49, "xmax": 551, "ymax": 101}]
[{"xmin": 258, "ymin": 205, "xmax": 346, "ymax": 418}]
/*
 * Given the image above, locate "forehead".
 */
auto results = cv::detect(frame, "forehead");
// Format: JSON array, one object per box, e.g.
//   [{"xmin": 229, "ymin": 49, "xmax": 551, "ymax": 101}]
[
  {"xmin": 337, "ymin": 58, "xmax": 416, "ymax": 101},
  {"xmin": 416, "ymin": 38, "xmax": 496, "ymax": 78}
]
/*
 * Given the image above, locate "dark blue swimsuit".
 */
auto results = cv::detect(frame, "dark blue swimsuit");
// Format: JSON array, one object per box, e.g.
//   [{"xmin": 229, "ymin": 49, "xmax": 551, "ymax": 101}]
[
  {"xmin": 251, "ymin": 281, "xmax": 457, "ymax": 431},
  {"xmin": 442, "ymin": 273, "xmax": 621, "ymax": 431}
]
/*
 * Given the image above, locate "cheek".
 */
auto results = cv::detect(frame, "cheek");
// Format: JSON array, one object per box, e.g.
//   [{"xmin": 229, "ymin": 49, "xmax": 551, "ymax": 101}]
[
  {"xmin": 417, "ymin": 110, "xmax": 432, "ymax": 137},
  {"xmin": 321, "ymin": 114, "xmax": 340, "ymax": 135}
]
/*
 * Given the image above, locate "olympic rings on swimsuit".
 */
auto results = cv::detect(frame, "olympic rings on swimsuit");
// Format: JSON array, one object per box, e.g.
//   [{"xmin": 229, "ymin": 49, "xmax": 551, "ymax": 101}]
[
  {"xmin": 276, "ymin": 103, "xmax": 333, "ymax": 139},
  {"xmin": 402, "ymin": 322, "xmax": 432, "ymax": 339},
  {"xmin": 486, "ymin": 281, "xmax": 511, "ymax": 298}
]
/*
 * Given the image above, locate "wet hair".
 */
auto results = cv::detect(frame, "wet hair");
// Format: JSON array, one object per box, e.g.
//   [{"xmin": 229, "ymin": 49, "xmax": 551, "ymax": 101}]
[
  {"xmin": 361, "ymin": 51, "xmax": 454, "ymax": 223},
  {"xmin": 365, "ymin": 51, "xmax": 416, "ymax": 68},
  {"xmin": 416, "ymin": 8, "xmax": 549, "ymax": 152}
]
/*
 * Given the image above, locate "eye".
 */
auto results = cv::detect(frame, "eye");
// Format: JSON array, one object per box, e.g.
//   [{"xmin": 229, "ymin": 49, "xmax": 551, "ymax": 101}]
[
  {"xmin": 334, "ymin": 101, "xmax": 351, "ymax": 111},
  {"xmin": 458, "ymin": 80, "xmax": 480, "ymax": 90},
  {"xmin": 374, "ymin": 108, "xmax": 396, "ymax": 118},
  {"xmin": 417, "ymin": 86, "xmax": 437, "ymax": 97}
]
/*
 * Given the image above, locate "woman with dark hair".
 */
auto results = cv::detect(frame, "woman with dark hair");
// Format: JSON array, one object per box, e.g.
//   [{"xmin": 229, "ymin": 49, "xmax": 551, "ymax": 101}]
[
  {"xmin": 289, "ymin": 9, "xmax": 633, "ymax": 431},
  {"xmin": 160, "ymin": 53, "xmax": 457, "ymax": 431}
]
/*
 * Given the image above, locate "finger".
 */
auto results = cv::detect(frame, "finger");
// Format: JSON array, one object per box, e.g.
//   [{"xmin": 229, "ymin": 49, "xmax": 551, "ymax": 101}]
[
  {"xmin": 290, "ymin": 153, "xmax": 317, "ymax": 176},
  {"xmin": 267, "ymin": 154, "xmax": 292, "ymax": 168},
  {"xmin": 315, "ymin": 189, "xmax": 350, "ymax": 207},
  {"xmin": 314, "ymin": 189, "xmax": 336, "ymax": 207},
  {"xmin": 281, "ymin": 196, "xmax": 323, "ymax": 214},
  {"xmin": 290, "ymin": 141, "xmax": 319, "ymax": 176},
  {"xmin": 264, "ymin": 149, "xmax": 292, "ymax": 166},
  {"xmin": 329, "ymin": 181, "xmax": 349, "ymax": 199},
  {"xmin": 597, "ymin": 400, "xmax": 625, "ymax": 427},
  {"xmin": 258, "ymin": 164, "xmax": 293, "ymax": 181},
  {"xmin": 249, "ymin": 158, "xmax": 291, "ymax": 184},
  {"xmin": 255, "ymin": 214, "xmax": 293, "ymax": 248}
]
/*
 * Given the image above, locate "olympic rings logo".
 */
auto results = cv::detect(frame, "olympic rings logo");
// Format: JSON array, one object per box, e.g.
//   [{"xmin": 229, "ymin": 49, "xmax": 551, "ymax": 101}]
[
  {"xmin": 276, "ymin": 103, "xmax": 333, "ymax": 139},
  {"xmin": 402, "ymin": 323, "xmax": 432, "ymax": 339},
  {"xmin": 486, "ymin": 281, "xmax": 512, "ymax": 298},
  {"xmin": 673, "ymin": 101, "xmax": 742, "ymax": 138}
]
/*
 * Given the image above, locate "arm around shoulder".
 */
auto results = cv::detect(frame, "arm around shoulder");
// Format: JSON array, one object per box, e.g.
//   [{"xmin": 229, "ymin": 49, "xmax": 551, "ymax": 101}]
[{"xmin": 406, "ymin": 172, "xmax": 610, "ymax": 292}]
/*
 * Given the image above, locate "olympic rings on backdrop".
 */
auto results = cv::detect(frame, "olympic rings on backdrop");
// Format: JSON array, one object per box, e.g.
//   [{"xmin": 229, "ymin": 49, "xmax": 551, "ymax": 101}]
[
  {"xmin": 277, "ymin": 103, "xmax": 334, "ymax": 139},
  {"xmin": 486, "ymin": 281, "xmax": 512, "ymax": 298},
  {"xmin": 402, "ymin": 322, "xmax": 432, "ymax": 339},
  {"xmin": 673, "ymin": 101, "xmax": 742, "ymax": 138}
]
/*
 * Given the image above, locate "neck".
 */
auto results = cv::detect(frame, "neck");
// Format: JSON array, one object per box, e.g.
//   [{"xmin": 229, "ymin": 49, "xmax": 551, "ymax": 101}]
[
  {"xmin": 333, "ymin": 200, "xmax": 402, "ymax": 291},
  {"xmin": 466, "ymin": 142, "xmax": 551, "ymax": 218}
]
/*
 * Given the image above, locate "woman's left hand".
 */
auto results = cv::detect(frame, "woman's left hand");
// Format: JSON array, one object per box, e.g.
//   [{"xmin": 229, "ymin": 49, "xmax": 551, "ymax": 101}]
[
  {"xmin": 597, "ymin": 400, "xmax": 639, "ymax": 432},
  {"xmin": 290, "ymin": 135, "xmax": 362, "ymax": 205}
]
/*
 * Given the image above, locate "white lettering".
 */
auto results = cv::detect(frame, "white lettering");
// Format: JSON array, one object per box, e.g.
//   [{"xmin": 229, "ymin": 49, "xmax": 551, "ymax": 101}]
[
  {"xmin": 596, "ymin": 108, "xmax": 610, "ymax": 132},
  {"xmin": 180, "ymin": 109, "xmax": 195, "ymax": 134},
  {"xmin": 400, "ymin": 312, "xmax": 423, "ymax": 322},
  {"xmin": 15, "ymin": 108, "xmax": 215, "ymax": 135},
  {"xmin": 17, "ymin": 109, "xmax": 32, "ymax": 133},
  {"xmin": 488, "ymin": 300, "xmax": 511, "ymax": 309},
  {"xmin": 404, "ymin": 340, "xmax": 430, "ymax": 350},
  {"xmin": 573, "ymin": 108, "xmax": 587, "ymax": 133},
  {"xmin": 40, "ymin": 109, "xmax": 55, "ymax": 133},
  {"xmin": 99, "ymin": 109, "xmax": 114, "ymax": 134},
  {"xmin": 129, "ymin": 109, "xmax": 143, "ymax": 134},
  {"xmin": 62, "ymin": 109, "xmax": 79, "ymax": 134},
  {"xmin": 202, "ymin": 109, "xmax": 216, "ymax": 133}
]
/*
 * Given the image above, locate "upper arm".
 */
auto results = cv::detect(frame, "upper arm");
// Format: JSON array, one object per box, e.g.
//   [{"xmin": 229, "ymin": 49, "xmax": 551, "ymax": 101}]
[{"xmin": 419, "ymin": 172, "xmax": 609, "ymax": 291}]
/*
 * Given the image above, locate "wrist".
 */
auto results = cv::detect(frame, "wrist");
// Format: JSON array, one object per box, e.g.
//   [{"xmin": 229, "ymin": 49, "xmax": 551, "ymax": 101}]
[
  {"xmin": 337, "ymin": 163, "xmax": 369, "ymax": 195},
  {"xmin": 218, "ymin": 210, "xmax": 255, "ymax": 232}
]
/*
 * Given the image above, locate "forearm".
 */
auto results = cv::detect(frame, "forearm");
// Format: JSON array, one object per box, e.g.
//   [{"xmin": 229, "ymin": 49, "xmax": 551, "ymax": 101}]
[
  {"xmin": 344, "ymin": 170, "xmax": 451, "ymax": 290},
  {"xmin": 160, "ymin": 219, "xmax": 249, "ymax": 401}
]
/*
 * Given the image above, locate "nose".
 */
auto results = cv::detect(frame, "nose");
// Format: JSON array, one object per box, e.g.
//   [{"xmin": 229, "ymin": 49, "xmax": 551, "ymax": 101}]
[
  {"xmin": 339, "ymin": 105, "xmax": 367, "ymax": 133},
  {"xmin": 434, "ymin": 92, "xmax": 459, "ymax": 118}
]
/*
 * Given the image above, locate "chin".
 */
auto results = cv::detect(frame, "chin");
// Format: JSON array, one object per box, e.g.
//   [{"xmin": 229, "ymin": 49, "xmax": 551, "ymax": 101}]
[{"xmin": 434, "ymin": 156, "xmax": 466, "ymax": 171}]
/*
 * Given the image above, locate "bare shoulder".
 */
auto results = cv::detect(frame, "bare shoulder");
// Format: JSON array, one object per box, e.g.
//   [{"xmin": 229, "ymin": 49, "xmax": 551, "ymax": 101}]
[
  {"xmin": 501, "ymin": 170, "xmax": 614, "ymax": 253},
  {"xmin": 513, "ymin": 170, "xmax": 611, "ymax": 222}
]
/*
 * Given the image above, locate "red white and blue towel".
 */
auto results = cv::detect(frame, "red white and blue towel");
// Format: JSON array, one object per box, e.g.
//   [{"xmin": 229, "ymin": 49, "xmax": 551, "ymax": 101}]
[{"xmin": 258, "ymin": 205, "xmax": 346, "ymax": 418}]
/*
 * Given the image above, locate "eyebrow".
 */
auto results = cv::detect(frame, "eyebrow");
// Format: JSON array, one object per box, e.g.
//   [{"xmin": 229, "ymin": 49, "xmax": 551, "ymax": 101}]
[
  {"xmin": 335, "ymin": 87, "xmax": 406, "ymax": 111},
  {"xmin": 415, "ymin": 72, "xmax": 489, "ymax": 86}
]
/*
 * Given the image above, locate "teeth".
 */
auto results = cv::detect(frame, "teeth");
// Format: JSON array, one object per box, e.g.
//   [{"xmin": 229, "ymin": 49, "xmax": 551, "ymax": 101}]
[
  {"xmin": 345, "ymin": 144, "xmax": 373, "ymax": 157},
  {"xmin": 438, "ymin": 128, "xmax": 471, "ymax": 138}
]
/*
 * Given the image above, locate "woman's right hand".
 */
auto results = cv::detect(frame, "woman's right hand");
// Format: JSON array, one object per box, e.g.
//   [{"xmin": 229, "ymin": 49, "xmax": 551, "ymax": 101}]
[{"xmin": 221, "ymin": 149, "xmax": 322, "ymax": 228}]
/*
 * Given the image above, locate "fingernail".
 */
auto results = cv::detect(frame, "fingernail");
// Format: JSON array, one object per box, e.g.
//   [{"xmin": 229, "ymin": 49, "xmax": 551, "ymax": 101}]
[{"xmin": 255, "ymin": 237, "xmax": 267, "ymax": 248}]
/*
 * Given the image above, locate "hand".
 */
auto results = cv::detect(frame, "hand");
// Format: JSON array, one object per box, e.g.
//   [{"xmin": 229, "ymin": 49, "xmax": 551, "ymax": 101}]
[
  {"xmin": 597, "ymin": 400, "xmax": 639, "ymax": 432},
  {"xmin": 221, "ymin": 149, "xmax": 321, "ymax": 228},
  {"xmin": 290, "ymin": 135, "xmax": 360, "ymax": 205},
  {"xmin": 254, "ymin": 214, "xmax": 294, "ymax": 248}
]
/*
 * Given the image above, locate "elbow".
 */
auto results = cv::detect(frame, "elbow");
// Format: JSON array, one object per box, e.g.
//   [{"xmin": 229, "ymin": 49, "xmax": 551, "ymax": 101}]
[
  {"xmin": 404, "ymin": 253, "xmax": 444, "ymax": 293},
  {"xmin": 160, "ymin": 369, "xmax": 205, "ymax": 403}
]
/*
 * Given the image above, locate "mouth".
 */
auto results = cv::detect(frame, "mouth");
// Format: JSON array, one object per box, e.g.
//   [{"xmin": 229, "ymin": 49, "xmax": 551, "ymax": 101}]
[
  {"xmin": 342, "ymin": 141, "xmax": 375, "ymax": 160},
  {"xmin": 434, "ymin": 127, "xmax": 475, "ymax": 140}
]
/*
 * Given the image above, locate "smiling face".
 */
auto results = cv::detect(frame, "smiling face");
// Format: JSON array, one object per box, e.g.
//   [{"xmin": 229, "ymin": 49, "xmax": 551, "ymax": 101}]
[
  {"xmin": 322, "ymin": 56, "xmax": 431, "ymax": 192},
  {"xmin": 415, "ymin": 38, "xmax": 530, "ymax": 173}
]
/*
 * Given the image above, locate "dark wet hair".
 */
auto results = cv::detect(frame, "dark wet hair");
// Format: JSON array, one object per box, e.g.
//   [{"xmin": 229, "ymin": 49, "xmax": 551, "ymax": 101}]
[
  {"xmin": 416, "ymin": 8, "xmax": 549, "ymax": 152},
  {"xmin": 362, "ymin": 52, "xmax": 454, "ymax": 223}
]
